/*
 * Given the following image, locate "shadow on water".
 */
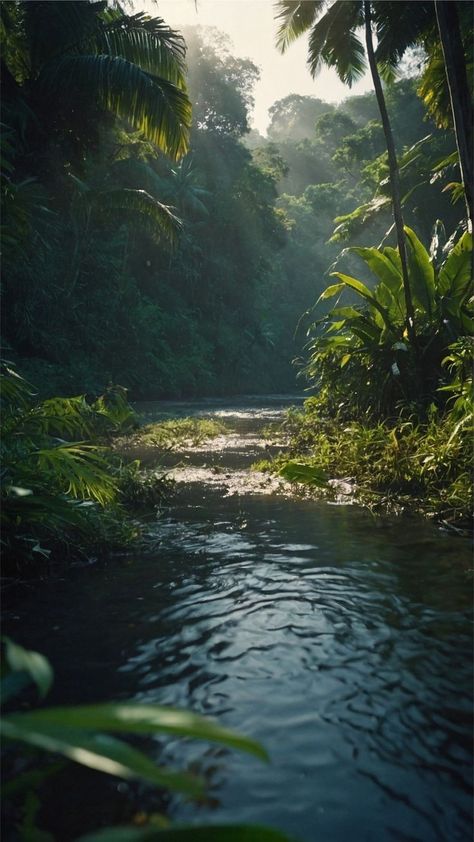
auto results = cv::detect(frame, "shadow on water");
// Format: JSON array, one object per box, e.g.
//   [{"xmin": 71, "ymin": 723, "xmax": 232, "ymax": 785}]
[{"xmin": 3, "ymin": 397, "xmax": 473, "ymax": 842}]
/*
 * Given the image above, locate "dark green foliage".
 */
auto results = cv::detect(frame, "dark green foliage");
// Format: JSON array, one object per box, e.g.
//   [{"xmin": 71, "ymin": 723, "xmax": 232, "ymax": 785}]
[
  {"xmin": 2, "ymin": 641, "xmax": 288, "ymax": 842},
  {"xmin": 0, "ymin": 363, "xmax": 142, "ymax": 570},
  {"xmin": 2, "ymin": 19, "xmax": 304, "ymax": 399},
  {"xmin": 302, "ymin": 228, "xmax": 472, "ymax": 417},
  {"xmin": 271, "ymin": 231, "xmax": 473, "ymax": 527}
]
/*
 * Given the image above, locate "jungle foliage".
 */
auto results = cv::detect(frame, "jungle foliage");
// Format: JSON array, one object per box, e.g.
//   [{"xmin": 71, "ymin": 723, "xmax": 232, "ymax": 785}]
[
  {"xmin": 1, "ymin": 639, "xmax": 288, "ymax": 842},
  {"xmin": 264, "ymin": 0, "xmax": 473, "ymax": 528},
  {"xmin": 0, "ymin": 362, "xmax": 151, "ymax": 571},
  {"xmin": 3, "ymin": 2, "xmax": 468, "ymax": 401}
]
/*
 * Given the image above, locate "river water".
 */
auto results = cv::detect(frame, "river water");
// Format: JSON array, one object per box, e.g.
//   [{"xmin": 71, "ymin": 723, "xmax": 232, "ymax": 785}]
[{"xmin": 4, "ymin": 398, "xmax": 473, "ymax": 841}]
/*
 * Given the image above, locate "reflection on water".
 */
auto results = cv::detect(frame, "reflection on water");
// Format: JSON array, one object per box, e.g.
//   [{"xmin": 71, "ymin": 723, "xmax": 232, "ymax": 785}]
[{"xmin": 3, "ymin": 398, "xmax": 473, "ymax": 842}]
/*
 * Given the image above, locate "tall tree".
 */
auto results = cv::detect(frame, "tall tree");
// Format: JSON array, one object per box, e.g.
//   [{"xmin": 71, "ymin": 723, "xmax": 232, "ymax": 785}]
[
  {"xmin": 274, "ymin": 0, "xmax": 431, "ymax": 346},
  {"xmin": 433, "ymin": 0, "xmax": 473, "ymax": 229}
]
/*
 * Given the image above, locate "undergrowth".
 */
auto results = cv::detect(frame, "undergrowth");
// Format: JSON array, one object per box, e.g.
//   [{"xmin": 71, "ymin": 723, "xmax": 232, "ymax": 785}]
[
  {"xmin": 131, "ymin": 417, "xmax": 227, "ymax": 449},
  {"xmin": 259, "ymin": 393, "xmax": 473, "ymax": 530},
  {"xmin": 1, "ymin": 363, "xmax": 170, "ymax": 574}
]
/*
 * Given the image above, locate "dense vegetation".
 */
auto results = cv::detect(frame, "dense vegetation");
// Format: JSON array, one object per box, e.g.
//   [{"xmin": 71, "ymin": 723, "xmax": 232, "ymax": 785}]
[
  {"xmin": 1, "ymin": 0, "xmax": 473, "ymax": 839},
  {"xmin": 3, "ymin": 5, "xmax": 469, "ymax": 400}
]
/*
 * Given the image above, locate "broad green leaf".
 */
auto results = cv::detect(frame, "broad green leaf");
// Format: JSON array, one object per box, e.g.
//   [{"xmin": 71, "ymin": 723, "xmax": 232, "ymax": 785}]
[
  {"xmin": 382, "ymin": 246, "xmax": 402, "ymax": 275},
  {"xmin": 350, "ymin": 322, "xmax": 381, "ymax": 345},
  {"xmin": 438, "ymin": 231, "xmax": 473, "ymax": 302},
  {"xmin": 317, "ymin": 282, "xmax": 344, "ymax": 302},
  {"xmin": 328, "ymin": 306, "xmax": 361, "ymax": 320},
  {"xmin": 403, "ymin": 226, "xmax": 435, "ymax": 316},
  {"xmin": 0, "ymin": 718, "xmax": 203, "ymax": 796},
  {"xmin": 3, "ymin": 638, "xmax": 53, "ymax": 700},
  {"xmin": 78, "ymin": 824, "xmax": 291, "ymax": 842},
  {"xmin": 1, "ymin": 703, "xmax": 268, "ymax": 761},
  {"xmin": 278, "ymin": 461, "xmax": 327, "ymax": 486},
  {"xmin": 330, "ymin": 272, "xmax": 394, "ymax": 331},
  {"xmin": 349, "ymin": 246, "xmax": 402, "ymax": 294}
]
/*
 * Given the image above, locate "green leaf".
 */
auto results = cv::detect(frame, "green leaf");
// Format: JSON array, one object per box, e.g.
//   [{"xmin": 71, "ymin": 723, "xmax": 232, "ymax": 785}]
[
  {"xmin": 330, "ymin": 272, "xmax": 394, "ymax": 331},
  {"xmin": 1, "ymin": 703, "xmax": 268, "ymax": 761},
  {"xmin": 78, "ymin": 825, "xmax": 291, "ymax": 842},
  {"xmin": 328, "ymin": 306, "xmax": 361, "ymax": 320},
  {"xmin": 0, "ymin": 717, "xmax": 203, "ymax": 797},
  {"xmin": 438, "ymin": 231, "xmax": 473, "ymax": 304},
  {"xmin": 39, "ymin": 55, "xmax": 191, "ymax": 160},
  {"xmin": 317, "ymin": 282, "xmax": 344, "ymax": 302},
  {"xmin": 32, "ymin": 443, "xmax": 118, "ymax": 506},
  {"xmin": 3, "ymin": 638, "xmax": 53, "ymax": 700},
  {"xmin": 349, "ymin": 246, "xmax": 402, "ymax": 295},
  {"xmin": 274, "ymin": 1, "xmax": 322, "ymax": 53},
  {"xmin": 403, "ymin": 226, "xmax": 435, "ymax": 316},
  {"xmin": 98, "ymin": 11, "xmax": 187, "ymax": 87},
  {"xmin": 78, "ymin": 187, "xmax": 182, "ymax": 245},
  {"xmin": 278, "ymin": 461, "xmax": 327, "ymax": 486},
  {"xmin": 307, "ymin": 1, "xmax": 365, "ymax": 84}
]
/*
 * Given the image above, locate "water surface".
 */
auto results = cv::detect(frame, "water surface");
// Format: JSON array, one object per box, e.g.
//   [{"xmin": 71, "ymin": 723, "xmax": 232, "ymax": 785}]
[{"xmin": 4, "ymin": 397, "xmax": 473, "ymax": 842}]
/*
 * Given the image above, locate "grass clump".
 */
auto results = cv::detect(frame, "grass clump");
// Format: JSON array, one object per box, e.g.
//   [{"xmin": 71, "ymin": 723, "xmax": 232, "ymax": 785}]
[
  {"xmin": 274, "ymin": 395, "xmax": 473, "ymax": 529},
  {"xmin": 135, "ymin": 416, "xmax": 227, "ymax": 449}
]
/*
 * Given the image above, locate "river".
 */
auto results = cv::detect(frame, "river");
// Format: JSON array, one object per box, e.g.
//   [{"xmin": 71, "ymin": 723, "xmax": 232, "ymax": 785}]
[{"xmin": 3, "ymin": 397, "xmax": 473, "ymax": 841}]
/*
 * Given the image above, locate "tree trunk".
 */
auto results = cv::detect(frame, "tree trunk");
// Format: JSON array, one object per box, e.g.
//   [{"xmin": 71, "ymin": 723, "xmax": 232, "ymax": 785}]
[
  {"xmin": 364, "ymin": 1, "xmax": 417, "ymax": 349},
  {"xmin": 434, "ymin": 0, "xmax": 473, "ymax": 231}
]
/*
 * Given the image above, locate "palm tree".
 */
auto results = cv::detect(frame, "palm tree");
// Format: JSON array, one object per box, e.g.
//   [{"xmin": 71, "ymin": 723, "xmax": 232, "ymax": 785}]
[
  {"xmin": 275, "ymin": 1, "xmax": 439, "ymax": 349},
  {"xmin": 433, "ymin": 1, "xmax": 473, "ymax": 229},
  {"xmin": 0, "ymin": 1, "xmax": 191, "ymax": 161}
]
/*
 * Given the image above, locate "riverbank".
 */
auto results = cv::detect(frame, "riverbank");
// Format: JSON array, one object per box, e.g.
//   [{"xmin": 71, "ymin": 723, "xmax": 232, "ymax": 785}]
[
  {"xmin": 256, "ymin": 396, "xmax": 473, "ymax": 534},
  {"xmin": 3, "ymin": 395, "xmax": 472, "ymax": 842}
]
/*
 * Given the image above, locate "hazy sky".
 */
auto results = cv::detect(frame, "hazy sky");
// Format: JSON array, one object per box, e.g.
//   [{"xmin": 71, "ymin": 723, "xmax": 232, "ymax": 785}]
[{"xmin": 141, "ymin": 0, "xmax": 373, "ymax": 134}]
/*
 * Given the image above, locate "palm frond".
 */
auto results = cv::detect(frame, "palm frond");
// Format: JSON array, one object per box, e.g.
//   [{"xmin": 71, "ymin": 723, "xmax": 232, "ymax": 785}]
[
  {"xmin": 39, "ymin": 55, "xmax": 191, "ymax": 160},
  {"xmin": 25, "ymin": 396, "xmax": 96, "ymax": 439},
  {"xmin": 23, "ymin": 1, "xmax": 107, "ymax": 75},
  {"xmin": 315, "ymin": 1, "xmax": 365, "ymax": 85},
  {"xmin": 417, "ymin": 46, "xmax": 455, "ymax": 129},
  {"xmin": 75, "ymin": 186, "xmax": 182, "ymax": 244},
  {"xmin": 32, "ymin": 443, "xmax": 117, "ymax": 506},
  {"xmin": 274, "ymin": 1, "xmax": 324, "ymax": 53},
  {"xmin": 0, "ymin": 363, "xmax": 35, "ymax": 419},
  {"xmin": 97, "ymin": 11, "xmax": 187, "ymax": 88},
  {"xmin": 372, "ymin": 1, "xmax": 433, "ymax": 76}
]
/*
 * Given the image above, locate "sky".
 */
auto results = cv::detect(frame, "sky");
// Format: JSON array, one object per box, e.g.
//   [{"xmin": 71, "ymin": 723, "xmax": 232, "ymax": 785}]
[{"xmin": 140, "ymin": 0, "xmax": 373, "ymax": 135}]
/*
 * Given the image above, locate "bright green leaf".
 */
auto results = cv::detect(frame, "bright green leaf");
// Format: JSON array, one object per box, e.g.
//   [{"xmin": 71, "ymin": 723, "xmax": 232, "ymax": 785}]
[
  {"xmin": 0, "ymin": 717, "xmax": 204, "ymax": 797},
  {"xmin": 1, "ymin": 703, "xmax": 268, "ymax": 761}
]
